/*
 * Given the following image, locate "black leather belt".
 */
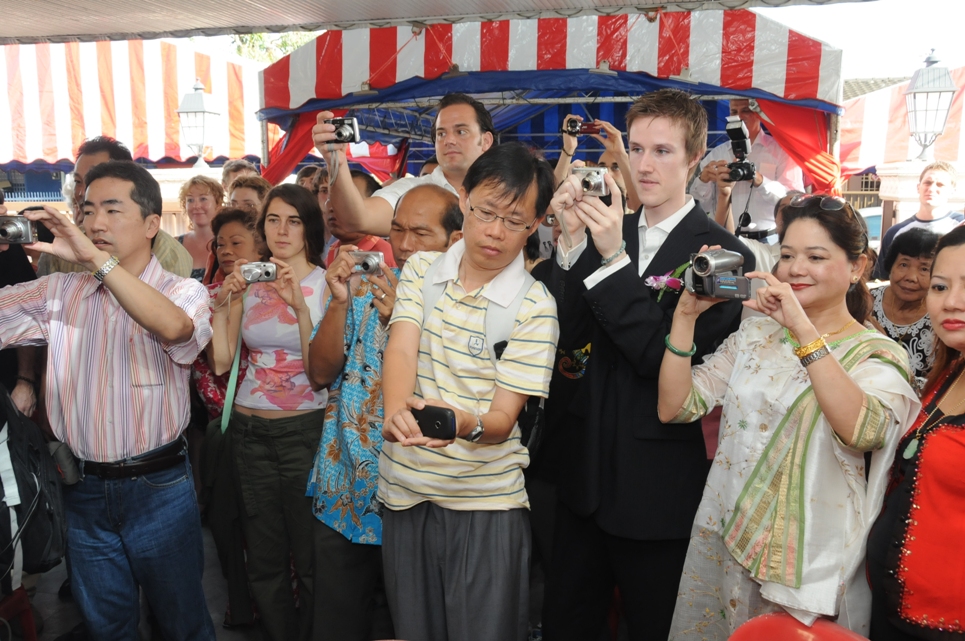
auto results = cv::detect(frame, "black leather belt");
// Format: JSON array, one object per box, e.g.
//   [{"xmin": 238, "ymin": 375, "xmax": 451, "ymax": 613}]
[{"xmin": 83, "ymin": 438, "xmax": 185, "ymax": 479}]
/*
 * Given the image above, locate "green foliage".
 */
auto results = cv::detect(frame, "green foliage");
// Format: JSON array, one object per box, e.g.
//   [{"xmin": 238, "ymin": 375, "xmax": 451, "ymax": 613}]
[{"xmin": 231, "ymin": 32, "xmax": 320, "ymax": 63}]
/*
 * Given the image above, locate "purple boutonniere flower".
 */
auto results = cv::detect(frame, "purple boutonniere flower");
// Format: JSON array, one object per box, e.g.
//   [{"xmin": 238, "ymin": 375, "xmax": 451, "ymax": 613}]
[{"xmin": 645, "ymin": 261, "xmax": 691, "ymax": 301}]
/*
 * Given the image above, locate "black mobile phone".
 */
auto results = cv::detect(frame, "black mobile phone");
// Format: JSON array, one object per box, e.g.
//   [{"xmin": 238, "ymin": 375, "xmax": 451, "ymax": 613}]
[{"xmin": 410, "ymin": 406, "xmax": 457, "ymax": 440}]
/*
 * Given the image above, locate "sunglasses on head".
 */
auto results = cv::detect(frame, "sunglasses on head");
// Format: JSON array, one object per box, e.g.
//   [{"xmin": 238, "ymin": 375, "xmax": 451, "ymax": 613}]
[{"xmin": 789, "ymin": 194, "xmax": 847, "ymax": 212}]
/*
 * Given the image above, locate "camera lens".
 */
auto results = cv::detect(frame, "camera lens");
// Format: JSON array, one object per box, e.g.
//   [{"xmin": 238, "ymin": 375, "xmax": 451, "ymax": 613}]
[
  {"xmin": 359, "ymin": 256, "xmax": 378, "ymax": 273},
  {"xmin": 692, "ymin": 255, "xmax": 712, "ymax": 277},
  {"xmin": 0, "ymin": 222, "xmax": 22, "ymax": 241},
  {"xmin": 334, "ymin": 125, "xmax": 353, "ymax": 142}
]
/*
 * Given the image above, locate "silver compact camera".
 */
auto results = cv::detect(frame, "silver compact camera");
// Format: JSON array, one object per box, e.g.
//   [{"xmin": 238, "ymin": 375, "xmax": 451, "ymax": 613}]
[
  {"xmin": 326, "ymin": 117, "xmax": 361, "ymax": 144},
  {"xmin": 350, "ymin": 251, "xmax": 383, "ymax": 277},
  {"xmin": 0, "ymin": 215, "xmax": 39, "ymax": 244},
  {"xmin": 240, "ymin": 261, "xmax": 277, "ymax": 283},
  {"xmin": 571, "ymin": 167, "xmax": 609, "ymax": 198},
  {"xmin": 684, "ymin": 249, "xmax": 751, "ymax": 300}
]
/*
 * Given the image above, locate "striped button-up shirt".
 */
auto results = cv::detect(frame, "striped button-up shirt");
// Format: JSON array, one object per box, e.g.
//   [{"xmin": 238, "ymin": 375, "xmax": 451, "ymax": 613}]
[{"xmin": 0, "ymin": 256, "xmax": 212, "ymax": 462}]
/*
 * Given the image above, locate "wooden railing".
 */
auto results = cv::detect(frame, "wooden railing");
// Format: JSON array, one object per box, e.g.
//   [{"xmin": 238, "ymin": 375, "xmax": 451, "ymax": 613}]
[{"xmin": 842, "ymin": 191, "xmax": 881, "ymax": 211}]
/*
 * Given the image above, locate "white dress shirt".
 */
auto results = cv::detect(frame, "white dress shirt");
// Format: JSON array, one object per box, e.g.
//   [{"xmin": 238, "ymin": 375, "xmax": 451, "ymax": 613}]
[
  {"xmin": 557, "ymin": 198, "xmax": 696, "ymax": 290},
  {"xmin": 690, "ymin": 132, "xmax": 803, "ymax": 229}
]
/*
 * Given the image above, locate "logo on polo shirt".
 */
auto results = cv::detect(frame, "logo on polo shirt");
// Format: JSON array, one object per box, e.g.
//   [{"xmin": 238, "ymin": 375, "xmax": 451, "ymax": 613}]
[{"xmin": 468, "ymin": 335, "xmax": 484, "ymax": 356}]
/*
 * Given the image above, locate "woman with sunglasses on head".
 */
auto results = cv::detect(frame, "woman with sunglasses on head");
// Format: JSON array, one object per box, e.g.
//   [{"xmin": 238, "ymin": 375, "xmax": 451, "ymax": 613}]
[
  {"xmin": 867, "ymin": 226, "xmax": 965, "ymax": 641},
  {"xmin": 207, "ymin": 184, "xmax": 328, "ymax": 641},
  {"xmin": 869, "ymin": 228, "xmax": 940, "ymax": 391},
  {"xmin": 658, "ymin": 195, "xmax": 921, "ymax": 639}
]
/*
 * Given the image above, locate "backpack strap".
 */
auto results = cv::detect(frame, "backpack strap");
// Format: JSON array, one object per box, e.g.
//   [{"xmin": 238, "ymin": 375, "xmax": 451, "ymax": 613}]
[
  {"xmin": 484, "ymin": 271, "xmax": 535, "ymax": 368},
  {"xmin": 220, "ymin": 289, "xmax": 247, "ymax": 434},
  {"xmin": 421, "ymin": 253, "xmax": 448, "ymax": 331}
]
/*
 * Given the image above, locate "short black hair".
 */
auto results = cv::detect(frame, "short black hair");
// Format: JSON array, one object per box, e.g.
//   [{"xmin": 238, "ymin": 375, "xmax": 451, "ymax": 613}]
[
  {"xmin": 350, "ymin": 170, "xmax": 381, "ymax": 198},
  {"xmin": 525, "ymin": 230, "xmax": 541, "ymax": 262},
  {"xmin": 77, "ymin": 136, "xmax": 133, "ymax": 162},
  {"xmin": 431, "ymin": 93, "xmax": 496, "ymax": 140},
  {"xmin": 258, "ymin": 184, "xmax": 327, "ymax": 268},
  {"xmin": 441, "ymin": 201, "xmax": 463, "ymax": 238},
  {"xmin": 462, "ymin": 142, "xmax": 555, "ymax": 224},
  {"xmin": 424, "ymin": 154, "xmax": 438, "ymax": 165},
  {"xmin": 84, "ymin": 161, "xmax": 162, "ymax": 219},
  {"xmin": 884, "ymin": 227, "xmax": 940, "ymax": 275}
]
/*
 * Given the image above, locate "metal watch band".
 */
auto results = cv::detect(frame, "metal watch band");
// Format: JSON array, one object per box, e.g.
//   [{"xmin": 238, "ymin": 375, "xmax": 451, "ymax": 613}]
[
  {"xmin": 92, "ymin": 255, "xmax": 120, "ymax": 282},
  {"xmin": 800, "ymin": 345, "xmax": 831, "ymax": 367},
  {"xmin": 464, "ymin": 416, "xmax": 485, "ymax": 443}
]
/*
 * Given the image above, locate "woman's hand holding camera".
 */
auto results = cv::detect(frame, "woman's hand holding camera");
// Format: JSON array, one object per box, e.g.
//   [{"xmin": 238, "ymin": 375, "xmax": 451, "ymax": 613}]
[
  {"xmin": 269, "ymin": 258, "xmax": 307, "ymax": 314},
  {"xmin": 214, "ymin": 260, "xmax": 250, "ymax": 311},
  {"xmin": 743, "ymin": 271, "xmax": 813, "ymax": 337}
]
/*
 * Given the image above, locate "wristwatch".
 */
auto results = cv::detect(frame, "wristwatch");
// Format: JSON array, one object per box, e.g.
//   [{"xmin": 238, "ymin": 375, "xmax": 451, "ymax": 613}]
[{"xmin": 464, "ymin": 415, "xmax": 485, "ymax": 443}]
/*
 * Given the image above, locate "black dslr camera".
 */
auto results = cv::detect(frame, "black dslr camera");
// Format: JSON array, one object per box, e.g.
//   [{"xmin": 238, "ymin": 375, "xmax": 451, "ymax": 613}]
[
  {"xmin": 723, "ymin": 115, "xmax": 756, "ymax": 183},
  {"xmin": 684, "ymin": 249, "xmax": 751, "ymax": 300}
]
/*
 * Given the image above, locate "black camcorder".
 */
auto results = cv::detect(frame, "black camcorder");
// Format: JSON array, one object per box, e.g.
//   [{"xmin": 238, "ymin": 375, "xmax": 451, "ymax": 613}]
[
  {"xmin": 684, "ymin": 249, "xmax": 751, "ymax": 300},
  {"xmin": 723, "ymin": 115, "xmax": 756, "ymax": 183}
]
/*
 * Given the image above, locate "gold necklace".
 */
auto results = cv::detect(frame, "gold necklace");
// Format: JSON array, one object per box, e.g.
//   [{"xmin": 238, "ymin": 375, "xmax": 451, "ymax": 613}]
[
  {"xmin": 787, "ymin": 318, "xmax": 859, "ymax": 347},
  {"xmin": 902, "ymin": 368, "xmax": 965, "ymax": 460}
]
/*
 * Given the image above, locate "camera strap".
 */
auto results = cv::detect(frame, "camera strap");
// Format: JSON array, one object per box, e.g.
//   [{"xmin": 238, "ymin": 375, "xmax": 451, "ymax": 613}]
[{"xmin": 220, "ymin": 289, "xmax": 248, "ymax": 434}]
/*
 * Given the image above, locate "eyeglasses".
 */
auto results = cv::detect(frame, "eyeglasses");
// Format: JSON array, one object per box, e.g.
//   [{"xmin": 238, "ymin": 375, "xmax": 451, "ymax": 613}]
[
  {"xmin": 467, "ymin": 197, "xmax": 538, "ymax": 232},
  {"xmin": 789, "ymin": 194, "xmax": 847, "ymax": 211}
]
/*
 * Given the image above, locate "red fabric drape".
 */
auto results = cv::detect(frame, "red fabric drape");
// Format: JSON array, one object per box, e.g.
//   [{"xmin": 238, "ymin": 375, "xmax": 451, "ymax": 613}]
[
  {"xmin": 262, "ymin": 111, "xmax": 410, "ymax": 184},
  {"xmin": 758, "ymin": 98, "xmax": 842, "ymax": 195},
  {"xmin": 262, "ymin": 110, "xmax": 318, "ymax": 184},
  {"xmin": 348, "ymin": 139, "xmax": 410, "ymax": 182}
]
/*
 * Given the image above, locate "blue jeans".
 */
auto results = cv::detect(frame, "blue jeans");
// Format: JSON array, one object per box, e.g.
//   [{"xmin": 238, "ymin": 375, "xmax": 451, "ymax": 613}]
[{"xmin": 65, "ymin": 456, "xmax": 216, "ymax": 641}]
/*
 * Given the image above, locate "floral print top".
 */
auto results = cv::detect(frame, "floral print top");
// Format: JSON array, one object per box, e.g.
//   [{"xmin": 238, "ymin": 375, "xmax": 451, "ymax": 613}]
[{"xmin": 306, "ymin": 270, "xmax": 399, "ymax": 545}]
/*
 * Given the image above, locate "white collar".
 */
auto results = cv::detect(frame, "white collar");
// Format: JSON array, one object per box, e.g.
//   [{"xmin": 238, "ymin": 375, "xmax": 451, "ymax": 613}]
[
  {"xmin": 431, "ymin": 238, "xmax": 529, "ymax": 307},
  {"xmin": 639, "ymin": 196, "xmax": 695, "ymax": 233}
]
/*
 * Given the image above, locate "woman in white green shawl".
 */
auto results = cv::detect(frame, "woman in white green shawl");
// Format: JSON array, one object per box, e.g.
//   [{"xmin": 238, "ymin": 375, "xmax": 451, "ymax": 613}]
[{"xmin": 658, "ymin": 195, "xmax": 921, "ymax": 640}]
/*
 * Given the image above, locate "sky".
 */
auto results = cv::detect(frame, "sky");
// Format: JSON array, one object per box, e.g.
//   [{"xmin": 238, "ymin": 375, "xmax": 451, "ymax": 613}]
[{"xmin": 755, "ymin": 0, "xmax": 965, "ymax": 79}]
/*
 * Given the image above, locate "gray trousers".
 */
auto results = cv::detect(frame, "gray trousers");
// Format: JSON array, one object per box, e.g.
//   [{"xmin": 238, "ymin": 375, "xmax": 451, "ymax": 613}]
[{"xmin": 382, "ymin": 501, "xmax": 531, "ymax": 641}]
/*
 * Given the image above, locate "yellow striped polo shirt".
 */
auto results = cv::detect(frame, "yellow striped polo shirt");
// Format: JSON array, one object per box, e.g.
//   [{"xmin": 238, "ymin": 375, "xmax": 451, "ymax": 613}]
[{"xmin": 378, "ymin": 241, "xmax": 559, "ymax": 511}]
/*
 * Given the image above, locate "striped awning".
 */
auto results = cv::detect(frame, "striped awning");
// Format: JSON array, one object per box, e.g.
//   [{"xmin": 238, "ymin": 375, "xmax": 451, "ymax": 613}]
[
  {"xmin": 0, "ymin": 39, "xmax": 266, "ymax": 167},
  {"xmin": 261, "ymin": 9, "xmax": 843, "ymax": 114},
  {"xmin": 840, "ymin": 67, "xmax": 965, "ymax": 177}
]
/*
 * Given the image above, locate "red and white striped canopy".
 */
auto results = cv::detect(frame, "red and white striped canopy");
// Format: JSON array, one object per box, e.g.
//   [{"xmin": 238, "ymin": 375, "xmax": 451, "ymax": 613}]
[
  {"xmin": 261, "ymin": 9, "xmax": 843, "ymax": 113},
  {"xmin": 0, "ymin": 39, "xmax": 266, "ymax": 166},
  {"xmin": 840, "ymin": 67, "xmax": 965, "ymax": 177}
]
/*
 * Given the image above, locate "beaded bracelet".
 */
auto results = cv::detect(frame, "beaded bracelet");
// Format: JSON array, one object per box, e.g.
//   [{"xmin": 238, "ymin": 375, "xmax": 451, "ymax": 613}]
[
  {"xmin": 664, "ymin": 334, "xmax": 697, "ymax": 358},
  {"xmin": 600, "ymin": 240, "xmax": 627, "ymax": 267}
]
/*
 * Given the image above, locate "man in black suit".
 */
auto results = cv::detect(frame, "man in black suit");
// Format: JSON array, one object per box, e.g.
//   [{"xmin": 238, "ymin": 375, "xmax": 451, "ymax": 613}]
[{"xmin": 541, "ymin": 89, "xmax": 755, "ymax": 641}]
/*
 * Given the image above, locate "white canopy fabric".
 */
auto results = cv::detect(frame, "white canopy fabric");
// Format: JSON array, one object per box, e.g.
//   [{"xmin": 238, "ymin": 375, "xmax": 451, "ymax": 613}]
[
  {"xmin": 1, "ymin": 0, "xmax": 875, "ymax": 45},
  {"xmin": 0, "ymin": 39, "xmax": 267, "ymax": 165}
]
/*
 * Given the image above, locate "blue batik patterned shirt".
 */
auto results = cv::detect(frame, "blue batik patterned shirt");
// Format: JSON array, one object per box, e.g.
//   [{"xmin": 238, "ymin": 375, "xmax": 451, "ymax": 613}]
[{"xmin": 306, "ymin": 269, "xmax": 399, "ymax": 545}]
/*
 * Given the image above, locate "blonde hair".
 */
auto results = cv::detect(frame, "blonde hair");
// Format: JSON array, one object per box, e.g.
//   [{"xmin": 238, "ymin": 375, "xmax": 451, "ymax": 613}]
[
  {"xmin": 178, "ymin": 175, "xmax": 225, "ymax": 210},
  {"xmin": 919, "ymin": 160, "xmax": 957, "ymax": 187}
]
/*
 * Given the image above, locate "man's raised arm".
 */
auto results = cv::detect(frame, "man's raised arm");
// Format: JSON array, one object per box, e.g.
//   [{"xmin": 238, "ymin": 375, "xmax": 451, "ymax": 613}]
[{"xmin": 312, "ymin": 111, "xmax": 394, "ymax": 237}]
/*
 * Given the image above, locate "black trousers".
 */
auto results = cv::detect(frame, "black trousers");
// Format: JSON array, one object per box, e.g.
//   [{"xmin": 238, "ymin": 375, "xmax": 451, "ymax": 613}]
[
  {"xmin": 312, "ymin": 519, "xmax": 393, "ymax": 641},
  {"xmin": 542, "ymin": 501, "xmax": 689, "ymax": 641}
]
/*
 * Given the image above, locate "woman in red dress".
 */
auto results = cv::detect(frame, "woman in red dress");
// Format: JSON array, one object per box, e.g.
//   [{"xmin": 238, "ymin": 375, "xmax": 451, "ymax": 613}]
[{"xmin": 869, "ymin": 225, "xmax": 965, "ymax": 640}]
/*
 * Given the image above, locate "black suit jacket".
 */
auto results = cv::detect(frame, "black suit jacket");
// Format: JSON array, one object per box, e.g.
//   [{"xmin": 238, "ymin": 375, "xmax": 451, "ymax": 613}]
[{"xmin": 545, "ymin": 203, "xmax": 756, "ymax": 540}]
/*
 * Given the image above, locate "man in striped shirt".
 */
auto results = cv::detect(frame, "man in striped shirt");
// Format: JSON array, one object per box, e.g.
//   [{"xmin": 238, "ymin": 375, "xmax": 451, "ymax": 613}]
[
  {"xmin": 0, "ymin": 161, "xmax": 216, "ymax": 640},
  {"xmin": 379, "ymin": 143, "xmax": 560, "ymax": 641}
]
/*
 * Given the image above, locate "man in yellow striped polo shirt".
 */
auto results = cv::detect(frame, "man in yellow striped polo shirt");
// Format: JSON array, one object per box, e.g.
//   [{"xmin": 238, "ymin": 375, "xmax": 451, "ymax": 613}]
[{"xmin": 379, "ymin": 142, "xmax": 560, "ymax": 641}]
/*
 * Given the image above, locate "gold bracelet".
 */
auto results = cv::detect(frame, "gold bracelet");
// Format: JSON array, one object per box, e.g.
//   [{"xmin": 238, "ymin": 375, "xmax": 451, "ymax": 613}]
[{"xmin": 793, "ymin": 337, "xmax": 827, "ymax": 359}]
